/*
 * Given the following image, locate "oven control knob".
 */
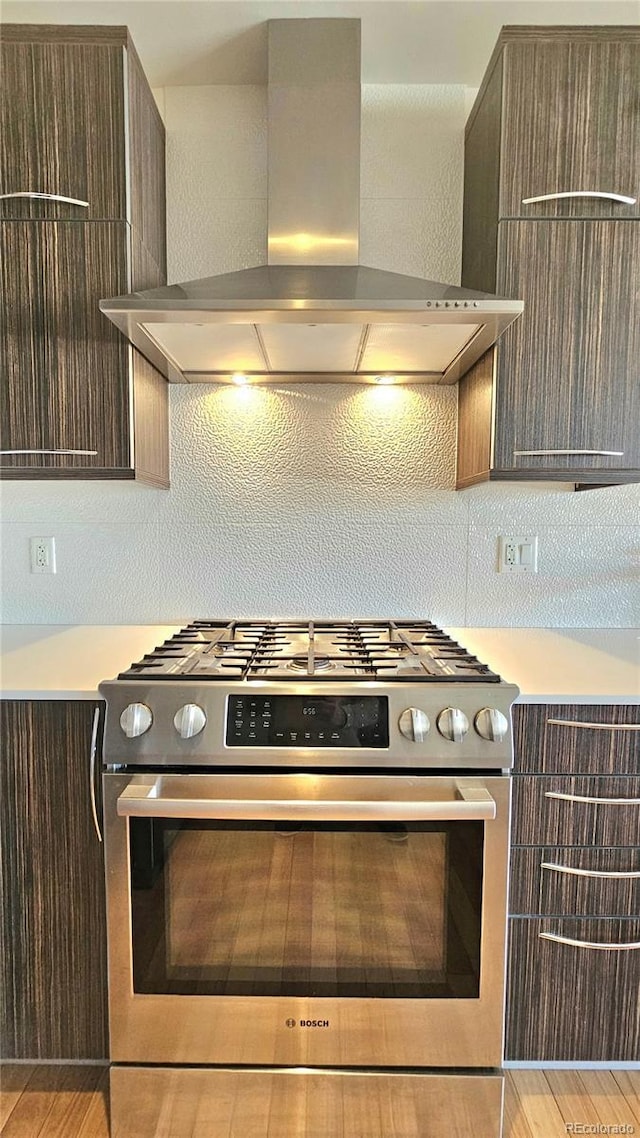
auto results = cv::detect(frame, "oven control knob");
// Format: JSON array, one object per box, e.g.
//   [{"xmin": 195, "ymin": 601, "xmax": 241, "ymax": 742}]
[
  {"xmin": 474, "ymin": 707, "xmax": 509, "ymax": 742},
  {"xmin": 436, "ymin": 707, "xmax": 469, "ymax": 743},
  {"xmin": 398, "ymin": 708, "xmax": 430, "ymax": 742},
  {"xmin": 120, "ymin": 702, "xmax": 153, "ymax": 738},
  {"xmin": 173, "ymin": 703, "xmax": 207, "ymax": 739}
]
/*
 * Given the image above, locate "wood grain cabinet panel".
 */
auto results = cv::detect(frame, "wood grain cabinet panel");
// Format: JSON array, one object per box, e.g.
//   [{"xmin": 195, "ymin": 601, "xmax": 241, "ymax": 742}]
[
  {"xmin": 500, "ymin": 36, "xmax": 640, "ymax": 220},
  {"xmin": 0, "ymin": 25, "xmax": 169, "ymax": 484},
  {"xmin": 0, "ymin": 701, "xmax": 108, "ymax": 1060},
  {"xmin": 512, "ymin": 703, "xmax": 640, "ymax": 775},
  {"xmin": 1, "ymin": 220, "xmax": 129, "ymax": 471},
  {"xmin": 509, "ymin": 845, "xmax": 640, "ymax": 917},
  {"xmin": 512, "ymin": 775, "xmax": 640, "ymax": 848},
  {"xmin": 0, "ymin": 36, "xmax": 127, "ymax": 221},
  {"xmin": 493, "ymin": 220, "xmax": 640, "ymax": 475},
  {"xmin": 506, "ymin": 916, "xmax": 640, "ymax": 1062},
  {"xmin": 505, "ymin": 702, "xmax": 640, "ymax": 1062},
  {"xmin": 0, "ymin": 220, "xmax": 168, "ymax": 484},
  {"xmin": 459, "ymin": 26, "xmax": 640, "ymax": 488}
]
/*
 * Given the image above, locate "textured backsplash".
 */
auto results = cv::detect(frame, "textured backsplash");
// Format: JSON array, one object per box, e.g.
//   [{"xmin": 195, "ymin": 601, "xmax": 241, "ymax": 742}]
[{"xmin": 1, "ymin": 84, "xmax": 638, "ymax": 626}]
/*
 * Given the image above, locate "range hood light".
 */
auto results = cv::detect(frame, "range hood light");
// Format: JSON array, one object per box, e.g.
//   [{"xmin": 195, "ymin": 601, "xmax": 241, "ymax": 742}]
[{"xmin": 374, "ymin": 374, "xmax": 396, "ymax": 385}]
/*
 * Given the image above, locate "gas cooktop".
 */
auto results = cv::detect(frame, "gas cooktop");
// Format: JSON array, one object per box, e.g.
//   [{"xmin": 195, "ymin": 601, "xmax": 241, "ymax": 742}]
[{"xmin": 117, "ymin": 620, "xmax": 502, "ymax": 683}]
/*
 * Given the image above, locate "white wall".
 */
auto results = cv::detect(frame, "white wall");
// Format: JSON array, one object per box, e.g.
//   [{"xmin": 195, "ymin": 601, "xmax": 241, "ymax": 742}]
[{"xmin": 1, "ymin": 84, "xmax": 638, "ymax": 627}]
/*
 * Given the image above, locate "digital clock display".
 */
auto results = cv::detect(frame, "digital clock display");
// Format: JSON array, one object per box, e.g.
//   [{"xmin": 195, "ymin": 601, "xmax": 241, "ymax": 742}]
[{"xmin": 226, "ymin": 695, "xmax": 389, "ymax": 748}]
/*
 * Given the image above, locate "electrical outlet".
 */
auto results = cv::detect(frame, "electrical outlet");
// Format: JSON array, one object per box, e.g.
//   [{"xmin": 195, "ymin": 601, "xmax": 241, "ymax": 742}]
[
  {"xmin": 30, "ymin": 536, "xmax": 56, "ymax": 574},
  {"xmin": 498, "ymin": 535, "xmax": 538, "ymax": 574}
]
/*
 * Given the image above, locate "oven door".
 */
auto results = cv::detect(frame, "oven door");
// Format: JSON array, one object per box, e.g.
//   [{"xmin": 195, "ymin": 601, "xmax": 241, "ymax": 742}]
[{"xmin": 104, "ymin": 772, "xmax": 510, "ymax": 1067}]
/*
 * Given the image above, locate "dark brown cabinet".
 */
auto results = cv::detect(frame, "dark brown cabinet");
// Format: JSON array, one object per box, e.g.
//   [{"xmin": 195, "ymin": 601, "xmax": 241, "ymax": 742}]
[
  {"xmin": 1, "ymin": 220, "xmax": 168, "ymax": 481},
  {"xmin": 0, "ymin": 25, "xmax": 168, "ymax": 484},
  {"xmin": 498, "ymin": 35, "xmax": 640, "ymax": 221},
  {"xmin": 507, "ymin": 917, "xmax": 640, "ymax": 1062},
  {"xmin": 505, "ymin": 703, "xmax": 640, "ymax": 1063},
  {"xmin": 492, "ymin": 220, "xmax": 640, "ymax": 476},
  {"xmin": 0, "ymin": 34, "xmax": 127, "ymax": 222},
  {"xmin": 458, "ymin": 27, "xmax": 640, "ymax": 488},
  {"xmin": 0, "ymin": 701, "xmax": 108, "ymax": 1060}
]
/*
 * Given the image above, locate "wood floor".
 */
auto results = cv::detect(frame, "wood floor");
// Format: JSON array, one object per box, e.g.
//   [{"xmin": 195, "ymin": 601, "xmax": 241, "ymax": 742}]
[{"xmin": 0, "ymin": 1065, "xmax": 638, "ymax": 1137}]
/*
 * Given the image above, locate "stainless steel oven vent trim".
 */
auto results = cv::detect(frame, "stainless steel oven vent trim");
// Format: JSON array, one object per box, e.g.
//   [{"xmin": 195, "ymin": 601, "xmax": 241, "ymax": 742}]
[{"xmin": 100, "ymin": 19, "xmax": 523, "ymax": 385}]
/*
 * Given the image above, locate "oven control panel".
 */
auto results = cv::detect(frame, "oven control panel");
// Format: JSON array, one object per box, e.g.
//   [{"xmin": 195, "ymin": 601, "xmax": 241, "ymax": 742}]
[{"xmin": 226, "ymin": 695, "xmax": 389, "ymax": 748}]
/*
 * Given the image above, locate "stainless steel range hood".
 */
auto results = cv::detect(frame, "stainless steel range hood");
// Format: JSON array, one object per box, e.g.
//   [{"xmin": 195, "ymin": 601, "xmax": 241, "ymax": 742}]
[{"xmin": 101, "ymin": 19, "xmax": 523, "ymax": 385}]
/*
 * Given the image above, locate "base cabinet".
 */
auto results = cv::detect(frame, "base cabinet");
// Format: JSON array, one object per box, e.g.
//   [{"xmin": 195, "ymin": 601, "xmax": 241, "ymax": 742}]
[
  {"xmin": 0, "ymin": 701, "xmax": 108, "ymax": 1060},
  {"xmin": 505, "ymin": 704, "xmax": 640, "ymax": 1063},
  {"xmin": 507, "ymin": 917, "xmax": 640, "ymax": 1062}
]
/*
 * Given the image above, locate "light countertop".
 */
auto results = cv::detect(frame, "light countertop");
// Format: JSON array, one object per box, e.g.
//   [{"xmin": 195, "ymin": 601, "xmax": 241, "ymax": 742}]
[{"xmin": 0, "ymin": 625, "xmax": 638, "ymax": 703}]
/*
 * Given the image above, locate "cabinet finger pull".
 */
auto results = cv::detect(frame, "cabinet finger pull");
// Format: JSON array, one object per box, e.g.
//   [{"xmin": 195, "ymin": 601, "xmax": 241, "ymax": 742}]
[
  {"xmin": 514, "ymin": 449, "xmax": 624, "ymax": 457},
  {"xmin": 89, "ymin": 706, "xmax": 103, "ymax": 844},
  {"xmin": 541, "ymin": 861, "xmax": 640, "ymax": 880},
  {"xmin": 539, "ymin": 931, "xmax": 640, "ymax": 951},
  {"xmin": 545, "ymin": 791, "xmax": 640, "ymax": 806},
  {"xmin": 0, "ymin": 448, "xmax": 98, "ymax": 456},
  {"xmin": 0, "ymin": 191, "xmax": 90, "ymax": 207},
  {"xmin": 547, "ymin": 718, "xmax": 640, "ymax": 731},
  {"xmin": 522, "ymin": 191, "xmax": 637, "ymax": 206}
]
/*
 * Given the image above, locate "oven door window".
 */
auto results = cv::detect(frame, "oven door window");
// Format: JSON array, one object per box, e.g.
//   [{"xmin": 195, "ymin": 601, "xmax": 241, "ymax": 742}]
[{"xmin": 129, "ymin": 820, "xmax": 483, "ymax": 999}]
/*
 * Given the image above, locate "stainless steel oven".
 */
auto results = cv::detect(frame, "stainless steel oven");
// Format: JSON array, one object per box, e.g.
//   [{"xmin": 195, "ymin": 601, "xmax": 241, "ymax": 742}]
[{"xmin": 100, "ymin": 621, "xmax": 518, "ymax": 1137}]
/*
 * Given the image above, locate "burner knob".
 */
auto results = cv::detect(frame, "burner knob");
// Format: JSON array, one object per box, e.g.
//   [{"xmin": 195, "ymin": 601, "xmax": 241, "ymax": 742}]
[
  {"xmin": 173, "ymin": 703, "xmax": 207, "ymax": 739},
  {"xmin": 398, "ymin": 708, "xmax": 430, "ymax": 742},
  {"xmin": 120, "ymin": 703, "xmax": 153, "ymax": 738},
  {"xmin": 474, "ymin": 707, "xmax": 509, "ymax": 742},
  {"xmin": 436, "ymin": 707, "xmax": 469, "ymax": 743}
]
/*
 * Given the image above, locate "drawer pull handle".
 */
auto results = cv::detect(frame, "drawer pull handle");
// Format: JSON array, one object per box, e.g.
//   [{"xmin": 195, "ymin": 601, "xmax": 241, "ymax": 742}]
[
  {"xmin": 539, "ymin": 931, "xmax": 640, "ymax": 951},
  {"xmin": 545, "ymin": 791, "xmax": 640, "ymax": 806},
  {"xmin": 547, "ymin": 718, "xmax": 640, "ymax": 732},
  {"xmin": 0, "ymin": 191, "xmax": 89, "ymax": 207},
  {"xmin": 89, "ymin": 706, "xmax": 102, "ymax": 844},
  {"xmin": 541, "ymin": 861, "xmax": 640, "ymax": 880},
  {"xmin": 522, "ymin": 191, "xmax": 637, "ymax": 206},
  {"xmin": 0, "ymin": 448, "xmax": 98, "ymax": 456},
  {"xmin": 514, "ymin": 449, "xmax": 624, "ymax": 457}
]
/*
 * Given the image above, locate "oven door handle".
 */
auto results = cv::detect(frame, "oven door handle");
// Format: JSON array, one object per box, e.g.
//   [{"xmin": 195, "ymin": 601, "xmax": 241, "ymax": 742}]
[{"xmin": 116, "ymin": 782, "xmax": 497, "ymax": 822}]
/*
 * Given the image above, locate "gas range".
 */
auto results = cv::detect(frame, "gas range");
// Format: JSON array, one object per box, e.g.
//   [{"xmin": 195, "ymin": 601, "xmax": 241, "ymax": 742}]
[{"xmin": 100, "ymin": 619, "xmax": 519, "ymax": 770}]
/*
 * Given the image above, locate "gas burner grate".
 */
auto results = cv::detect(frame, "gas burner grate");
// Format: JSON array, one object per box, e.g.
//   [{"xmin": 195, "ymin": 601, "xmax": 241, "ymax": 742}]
[{"xmin": 117, "ymin": 620, "xmax": 502, "ymax": 682}]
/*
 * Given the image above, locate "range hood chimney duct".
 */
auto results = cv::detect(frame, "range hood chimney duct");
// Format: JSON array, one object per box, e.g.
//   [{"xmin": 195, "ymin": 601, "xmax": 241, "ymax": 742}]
[
  {"xmin": 100, "ymin": 18, "xmax": 523, "ymax": 385},
  {"xmin": 267, "ymin": 19, "xmax": 361, "ymax": 267}
]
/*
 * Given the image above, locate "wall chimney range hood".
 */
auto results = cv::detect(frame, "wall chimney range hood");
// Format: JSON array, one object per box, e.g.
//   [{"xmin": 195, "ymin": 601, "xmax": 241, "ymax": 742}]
[{"xmin": 101, "ymin": 19, "xmax": 523, "ymax": 385}]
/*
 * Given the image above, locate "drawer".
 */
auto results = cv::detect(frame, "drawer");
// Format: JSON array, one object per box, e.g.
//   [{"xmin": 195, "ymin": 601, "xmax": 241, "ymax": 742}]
[
  {"xmin": 509, "ymin": 846, "xmax": 640, "ymax": 917},
  {"xmin": 512, "ymin": 775, "xmax": 640, "ymax": 846},
  {"xmin": 506, "ymin": 916, "xmax": 640, "ymax": 1062},
  {"xmin": 513, "ymin": 704, "xmax": 640, "ymax": 774}
]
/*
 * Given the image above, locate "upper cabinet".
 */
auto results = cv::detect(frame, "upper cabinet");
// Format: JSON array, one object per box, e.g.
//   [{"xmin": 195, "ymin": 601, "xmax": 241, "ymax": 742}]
[
  {"xmin": 0, "ymin": 25, "xmax": 168, "ymax": 485},
  {"xmin": 458, "ymin": 26, "xmax": 640, "ymax": 489},
  {"xmin": 500, "ymin": 34, "xmax": 640, "ymax": 220}
]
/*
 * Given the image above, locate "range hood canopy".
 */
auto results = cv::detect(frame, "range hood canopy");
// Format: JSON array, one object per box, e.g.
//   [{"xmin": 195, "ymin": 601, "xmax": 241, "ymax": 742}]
[{"xmin": 101, "ymin": 19, "xmax": 523, "ymax": 385}]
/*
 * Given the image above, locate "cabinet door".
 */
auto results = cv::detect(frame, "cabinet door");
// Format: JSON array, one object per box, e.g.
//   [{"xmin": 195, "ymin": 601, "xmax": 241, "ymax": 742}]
[
  {"xmin": 506, "ymin": 916, "xmax": 640, "ymax": 1061},
  {"xmin": 0, "ymin": 701, "xmax": 108, "ymax": 1060},
  {"xmin": 0, "ymin": 220, "xmax": 134, "ymax": 475},
  {"xmin": 0, "ymin": 40, "xmax": 127, "ymax": 221},
  {"xmin": 493, "ymin": 220, "xmax": 640, "ymax": 476},
  {"xmin": 500, "ymin": 38, "xmax": 640, "ymax": 219}
]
